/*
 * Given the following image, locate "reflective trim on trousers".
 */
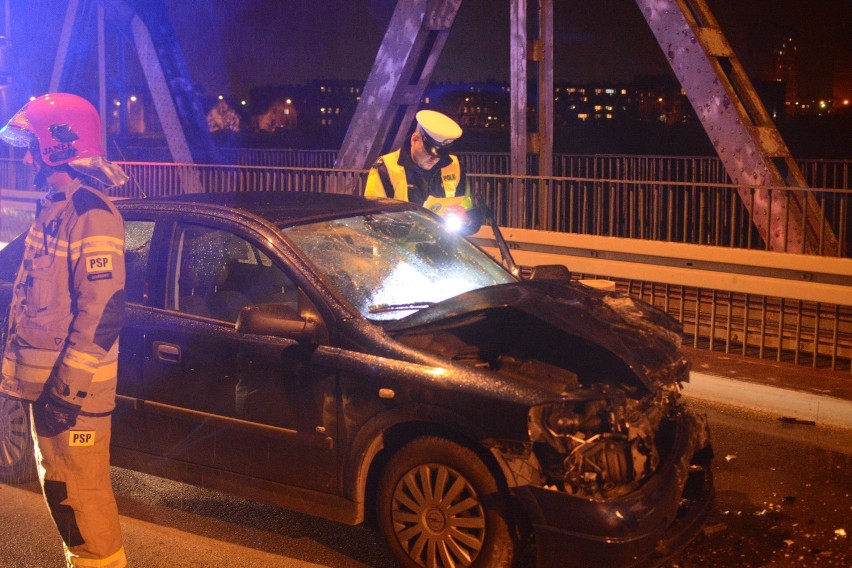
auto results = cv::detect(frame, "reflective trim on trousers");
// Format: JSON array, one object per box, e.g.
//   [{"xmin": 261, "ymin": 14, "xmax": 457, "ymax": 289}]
[{"xmin": 67, "ymin": 545, "xmax": 127, "ymax": 568}]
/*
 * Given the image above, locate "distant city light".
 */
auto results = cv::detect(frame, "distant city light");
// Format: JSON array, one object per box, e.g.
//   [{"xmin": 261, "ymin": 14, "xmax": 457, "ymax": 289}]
[
  {"xmin": 218, "ymin": 95, "xmax": 224, "ymax": 100},
  {"xmin": 843, "ymin": 99, "xmax": 850, "ymax": 106},
  {"xmin": 241, "ymin": 100, "xmax": 247, "ymax": 106},
  {"xmin": 129, "ymin": 95, "xmax": 137, "ymax": 102},
  {"xmin": 285, "ymin": 98, "xmax": 292, "ymax": 104}
]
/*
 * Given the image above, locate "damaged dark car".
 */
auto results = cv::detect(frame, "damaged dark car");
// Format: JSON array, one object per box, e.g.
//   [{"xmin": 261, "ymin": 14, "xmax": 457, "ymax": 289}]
[{"xmin": 0, "ymin": 192, "xmax": 713, "ymax": 568}]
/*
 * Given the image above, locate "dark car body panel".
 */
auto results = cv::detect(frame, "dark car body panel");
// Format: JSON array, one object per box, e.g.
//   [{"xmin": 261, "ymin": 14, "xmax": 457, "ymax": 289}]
[
  {"xmin": 0, "ymin": 191, "xmax": 713, "ymax": 566},
  {"xmin": 386, "ymin": 280, "xmax": 688, "ymax": 390}
]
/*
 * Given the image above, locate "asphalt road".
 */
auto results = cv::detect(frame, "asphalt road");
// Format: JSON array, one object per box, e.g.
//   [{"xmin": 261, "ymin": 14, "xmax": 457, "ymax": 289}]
[
  {"xmin": 665, "ymin": 399, "xmax": 851, "ymax": 568},
  {"xmin": 1, "ymin": 398, "xmax": 849, "ymax": 567}
]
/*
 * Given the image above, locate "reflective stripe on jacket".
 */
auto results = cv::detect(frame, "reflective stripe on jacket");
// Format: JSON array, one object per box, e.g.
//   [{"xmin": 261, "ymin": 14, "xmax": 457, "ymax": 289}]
[
  {"xmin": 1, "ymin": 180, "xmax": 125, "ymax": 413},
  {"xmin": 364, "ymin": 148, "xmax": 467, "ymax": 204}
]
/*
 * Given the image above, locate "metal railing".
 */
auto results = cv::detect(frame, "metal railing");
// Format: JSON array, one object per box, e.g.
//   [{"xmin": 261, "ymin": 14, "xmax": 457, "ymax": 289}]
[
  {"xmin": 471, "ymin": 174, "xmax": 850, "ymax": 256},
  {"xmin": 119, "ymin": 147, "xmax": 851, "ymax": 190},
  {"xmin": 4, "ymin": 157, "xmax": 850, "ymax": 257},
  {"xmin": 619, "ymin": 281, "xmax": 851, "ymax": 372},
  {"xmin": 112, "ymin": 162, "xmax": 362, "ymax": 199}
]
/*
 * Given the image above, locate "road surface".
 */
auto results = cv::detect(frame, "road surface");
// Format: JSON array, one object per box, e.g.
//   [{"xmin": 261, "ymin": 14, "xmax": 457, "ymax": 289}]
[{"xmin": 1, "ymin": 398, "xmax": 849, "ymax": 567}]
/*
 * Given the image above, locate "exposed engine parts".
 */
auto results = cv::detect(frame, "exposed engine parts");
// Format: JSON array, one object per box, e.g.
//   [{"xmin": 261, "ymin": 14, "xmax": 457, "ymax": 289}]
[
  {"xmin": 529, "ymin": 391, "xmax": 672, "ymax": 499},
  {"xmin": 394, "ymin": 313, "xmax": 686, "ymax": 501},
  {"xmin": 561, "ymin": 432, "xmax": 655, "ymax": 499}
]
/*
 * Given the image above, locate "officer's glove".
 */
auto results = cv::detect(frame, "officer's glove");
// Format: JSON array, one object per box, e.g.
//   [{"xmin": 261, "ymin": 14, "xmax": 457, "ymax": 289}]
[
  {"xmin": 461, "ymin": 205, "xmax": 484, "ymax": 236},
  {"xmin": 37, "ymin": 394, "xmax": 82, "ymax": 437}
]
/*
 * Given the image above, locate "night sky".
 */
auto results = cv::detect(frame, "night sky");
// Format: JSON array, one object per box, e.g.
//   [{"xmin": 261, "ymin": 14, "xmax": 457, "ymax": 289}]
[{"xmin": 6, "ymin": 0, "xmax": 850, "ymax": 103}]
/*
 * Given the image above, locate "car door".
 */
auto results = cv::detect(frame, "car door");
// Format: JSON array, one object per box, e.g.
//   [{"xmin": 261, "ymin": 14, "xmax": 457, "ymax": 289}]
[
  {"xmin": 113, "ymin": 218, "xmax": 157, "ymax": 453},
  {"xmin": 140, "ymin": 218, "xmax": 337, "ymax": 493}
]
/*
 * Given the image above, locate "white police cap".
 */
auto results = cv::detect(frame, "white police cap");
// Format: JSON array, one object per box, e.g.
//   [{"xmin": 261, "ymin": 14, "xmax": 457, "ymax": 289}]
[{"xmin": 415, "ymin": 110, "xmax": 462, "ymax": 152}]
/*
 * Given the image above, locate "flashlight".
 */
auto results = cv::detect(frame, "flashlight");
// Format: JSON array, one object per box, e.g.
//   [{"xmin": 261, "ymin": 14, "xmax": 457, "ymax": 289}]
[{"xmin": 441, "ymin": 204, "xmax": 467, "ymax": 233}]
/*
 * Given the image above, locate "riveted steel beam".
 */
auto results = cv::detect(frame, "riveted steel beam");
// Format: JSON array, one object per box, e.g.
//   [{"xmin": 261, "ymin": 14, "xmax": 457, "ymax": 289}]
[
  {"xmin": 636, "ymin": 0, "xmax": 838, "ymax": 254},
  {"xmin": 508, "ymin": 0, "xmax": 527, "ymax": 227},
  {"xmin": 52, "ymin": 0, "xmax": 218, "ymax": 167},
  {"xmin": 335, "ymin": 0, "xmax": 462, "ymax": 171}
]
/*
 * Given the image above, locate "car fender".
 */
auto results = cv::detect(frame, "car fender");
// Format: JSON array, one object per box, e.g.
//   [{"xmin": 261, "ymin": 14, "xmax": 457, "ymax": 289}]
[{"xmin": 342, "ymin": 401, "xmax": 508, "ymax": 509}]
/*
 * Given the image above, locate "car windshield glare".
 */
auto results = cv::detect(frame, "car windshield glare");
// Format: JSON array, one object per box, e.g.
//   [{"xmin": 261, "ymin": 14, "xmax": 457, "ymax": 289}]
[{"xmin": 282, "ymin": 209, "xmax": 514, "ymax": 320}]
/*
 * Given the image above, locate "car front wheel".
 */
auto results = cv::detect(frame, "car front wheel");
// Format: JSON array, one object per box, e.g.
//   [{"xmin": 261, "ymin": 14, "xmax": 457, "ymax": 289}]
[
  {"xmin": 377, "ymin": 436, "xmax": 515, "ymax": 568},
  {"xmin": 0, "ymin": 397, "xmax": 36, "ymax": 483}
]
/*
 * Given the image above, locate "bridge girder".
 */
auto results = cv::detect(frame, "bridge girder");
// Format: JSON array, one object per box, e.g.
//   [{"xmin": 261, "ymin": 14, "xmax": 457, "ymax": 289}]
[
  {"xmin": 52, "ymin": 0, "xmax": 219, "ymax": 166},
  {"xmin": 335, "ymin": 0, "xmax": 462, "ymax": 171},
  {"xmin": 342, "ymin": 0, "xmax": 838, "ymax": 255},
  {"xmin": 636, "ymin": 0, "xmax": 838, "ymax": 254}
]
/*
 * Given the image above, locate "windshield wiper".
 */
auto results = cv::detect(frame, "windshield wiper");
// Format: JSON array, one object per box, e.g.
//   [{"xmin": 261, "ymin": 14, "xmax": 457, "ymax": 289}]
[{"xmin": 368, "ymin": 302, "xmax": 434, "ymax": 314}]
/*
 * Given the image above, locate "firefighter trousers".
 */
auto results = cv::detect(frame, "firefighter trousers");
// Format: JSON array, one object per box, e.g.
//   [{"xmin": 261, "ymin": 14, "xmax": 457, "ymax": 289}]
[{"xmin": 31, "ymin": 405, "xmax": 126, "ymax": 568}]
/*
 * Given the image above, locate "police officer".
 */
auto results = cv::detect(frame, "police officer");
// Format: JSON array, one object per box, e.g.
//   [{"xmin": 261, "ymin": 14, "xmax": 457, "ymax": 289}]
[
  {"xmin": 0, "ymin": 93, "xmax": 128, "ymax": 568},
  {"xmin": 364, "ymin": 110, "xmax": 482, "ymax": 234}
]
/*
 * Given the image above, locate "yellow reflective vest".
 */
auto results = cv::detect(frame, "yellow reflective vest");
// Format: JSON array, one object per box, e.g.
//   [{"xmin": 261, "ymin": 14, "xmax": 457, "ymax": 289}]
[{"xmin": 364, "ymin": 148, "xmax": 468, "ymax": 204}]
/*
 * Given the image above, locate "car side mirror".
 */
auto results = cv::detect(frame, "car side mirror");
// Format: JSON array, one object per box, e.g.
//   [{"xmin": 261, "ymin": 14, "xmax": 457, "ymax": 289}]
[
  {"xmin": 236, "ymin": 303, "xmax": 321, "ymax": 342},
  {"xmin": 519, "ymin": 264, "xmax": 572, "ymax": 281}
]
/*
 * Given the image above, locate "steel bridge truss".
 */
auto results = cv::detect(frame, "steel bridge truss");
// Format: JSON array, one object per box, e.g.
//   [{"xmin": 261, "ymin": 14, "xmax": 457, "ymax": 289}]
[
  {"xmin": 52, "ymin": 0, "xmax": 218, "ymax": 166},
  {"xmin": 339, "ymin": 0, "xmax": 839, "ymax": 254}
]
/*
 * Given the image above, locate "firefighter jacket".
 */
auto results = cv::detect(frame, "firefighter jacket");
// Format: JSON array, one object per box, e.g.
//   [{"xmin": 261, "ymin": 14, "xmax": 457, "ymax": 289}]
[
  {"xmin": 1, "ymin": 179, "xmax": 126, "ymax": 414},
  {"xmin": 364, "ymin": 137, "xmax": 468, "ymax": 205}
]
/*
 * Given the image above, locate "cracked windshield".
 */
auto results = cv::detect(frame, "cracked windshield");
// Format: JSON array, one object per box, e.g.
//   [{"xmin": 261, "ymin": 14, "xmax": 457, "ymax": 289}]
[{"xmin": 283, "ymin": 210, "xmax": 514, "ymax": 320}]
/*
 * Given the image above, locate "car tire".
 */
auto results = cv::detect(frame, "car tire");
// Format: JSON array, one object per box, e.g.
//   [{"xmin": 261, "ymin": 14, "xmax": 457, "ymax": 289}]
[
  {"xmin": 0, "ymin": 397, "xmax": 37, "ymax": 484},
  {"xmin": 377, "ymin": 436, "xmax": 515, "ymax": 568}
]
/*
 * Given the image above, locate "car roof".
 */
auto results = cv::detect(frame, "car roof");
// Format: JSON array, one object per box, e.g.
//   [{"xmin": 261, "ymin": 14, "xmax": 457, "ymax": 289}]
[{"xmin": 116, "ymin": 191, "xmax": 414, "ymax": 226}]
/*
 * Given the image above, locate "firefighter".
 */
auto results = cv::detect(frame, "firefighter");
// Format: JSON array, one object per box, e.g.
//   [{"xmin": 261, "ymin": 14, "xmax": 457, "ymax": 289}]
[
  {"xmin": 0, "ymin": 93, "xmax": 129, "ymax": 568},
  {"xmin": 364, "ymin": 110, "xmax": 483, "ymax": 234}
]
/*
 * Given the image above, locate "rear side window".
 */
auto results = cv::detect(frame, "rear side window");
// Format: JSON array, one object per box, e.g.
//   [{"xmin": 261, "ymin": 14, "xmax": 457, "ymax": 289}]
[
  {"xmin": 0, "ymin": 234, "xmax": 25, "ymax": 283},
  {"xmin": 125, "ymin": 220, "xmax": 155, "ymax": 304}
]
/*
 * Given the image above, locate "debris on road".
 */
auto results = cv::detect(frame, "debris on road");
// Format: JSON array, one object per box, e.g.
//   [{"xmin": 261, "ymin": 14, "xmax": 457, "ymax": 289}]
[{"xmin": 778, "ymin": 417, "xmax": 817, "ymax": 426}]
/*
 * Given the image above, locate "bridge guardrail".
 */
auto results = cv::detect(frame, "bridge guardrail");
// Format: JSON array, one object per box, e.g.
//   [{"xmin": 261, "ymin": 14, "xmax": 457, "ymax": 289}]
[{"xmin": 472, "ymin": 228, "xmax": 851, "ymax": 371}]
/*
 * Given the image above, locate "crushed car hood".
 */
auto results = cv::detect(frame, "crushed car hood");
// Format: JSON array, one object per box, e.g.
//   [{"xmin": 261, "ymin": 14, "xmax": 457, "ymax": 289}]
[{"xmin": 386, "ymin": 281, "xmax": 689, "ymax": 390}]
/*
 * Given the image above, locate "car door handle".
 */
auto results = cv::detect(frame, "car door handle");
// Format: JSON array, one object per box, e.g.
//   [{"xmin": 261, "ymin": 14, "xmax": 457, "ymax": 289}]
[{"xmin": 153, "ymin": 341, "xmax": 181, "ymax": 365}]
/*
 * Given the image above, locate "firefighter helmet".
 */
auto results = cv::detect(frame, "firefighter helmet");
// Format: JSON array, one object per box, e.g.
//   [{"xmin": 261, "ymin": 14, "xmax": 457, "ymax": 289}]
[{"xmin": 0, "ymin": 93, "xmax": 128, "ymax": 187}]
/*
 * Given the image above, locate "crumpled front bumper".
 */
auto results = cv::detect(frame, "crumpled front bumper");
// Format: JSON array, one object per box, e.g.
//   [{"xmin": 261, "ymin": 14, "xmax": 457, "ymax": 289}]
[{"xmin": 513, "ymin": 411, "xmax": 714, "ymax": 568}]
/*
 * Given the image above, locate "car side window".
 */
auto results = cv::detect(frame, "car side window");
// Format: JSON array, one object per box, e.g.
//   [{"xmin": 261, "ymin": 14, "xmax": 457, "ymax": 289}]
[
  {"xmin": 170, "ymin": 224, "xmax": 300, "ymax": 322},
  {"xmin": 124, "ymin": 220, "xmax": 155, "ymax": 304},
  {"xmin": 0, "ymin": 234, "xmax": 25, "ymax": 283}
]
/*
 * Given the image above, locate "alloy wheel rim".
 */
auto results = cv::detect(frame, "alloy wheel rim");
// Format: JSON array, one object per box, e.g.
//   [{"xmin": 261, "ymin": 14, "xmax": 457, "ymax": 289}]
[{"xmin": 390, "ymin": 463, "xmax": 486, "ymax": 568}]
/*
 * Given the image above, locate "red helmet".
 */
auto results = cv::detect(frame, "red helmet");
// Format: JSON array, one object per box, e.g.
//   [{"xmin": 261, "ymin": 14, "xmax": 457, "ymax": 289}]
[
  {"xmin": 0, "ymin": 93, "xmax": 104, "ymax": 165},
  {"xmin": 1, "ymin": 93, "xmax": 128, "ymax": 187}
]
